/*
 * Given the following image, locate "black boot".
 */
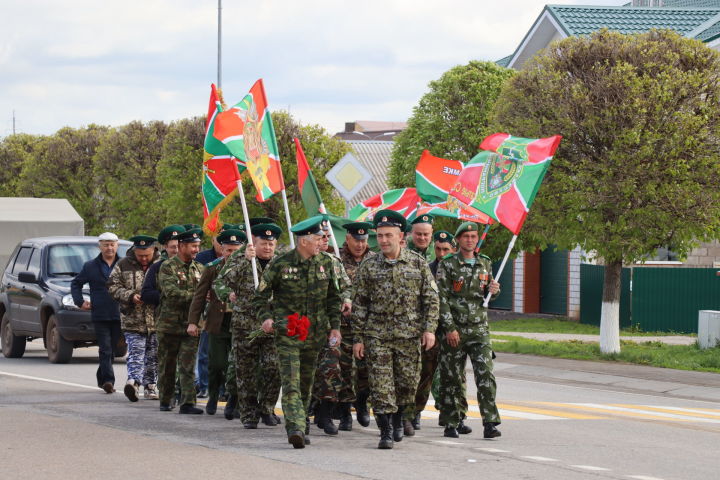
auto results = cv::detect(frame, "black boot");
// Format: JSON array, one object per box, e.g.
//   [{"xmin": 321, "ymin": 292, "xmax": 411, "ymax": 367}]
[
  {"xmin": 288, "ymin": 430, "xmax": 305, "ymax": 449},
  {"xmin": 412, "ymin": 412, "xmax": 421, "ymax": 430},
  {"xmin": 224, "ymin": 395, "xmax": 237, "ymax": 420},
  {"xmin": 457, "ymin": 420, "xmax": 472, "ymax": 435},
  {"xmin": 205, "ymin": 393, "xmax": 218, "ymax": 415},
  {"xmin": 305, "ymin": 417, "xmax": 311, "ymax": 444},
  {"xmin": 338, "ymin": 402, "xmax": 353, "ymax": 431},
  {"xmin": 444, "ymin": 426, "xmax": 459, "ymax": 438},
  {"xmin": 260, "ymin": 412, "xmax": 278, "ymax": 426},
  {"xmin": 354, "ymin": 390, "xmax": 371, "ymax": 427},
  {"xmin": 316, "ymin": 401, "xmax": 339, "ymax": 435},
  {"xmin": 376, "ymin": 414, "xmax": 394, "ymax": 449},
  {"xmin": 179, "ymin": 404, "xmax": 203, "ymax": 414},
  {"xmin": 484, "ymin": 422, "xmax": 501, "ymax": 438},
  {"xmin": 392, "ymin": 407, "xmax": 404, "ymax": 442}
]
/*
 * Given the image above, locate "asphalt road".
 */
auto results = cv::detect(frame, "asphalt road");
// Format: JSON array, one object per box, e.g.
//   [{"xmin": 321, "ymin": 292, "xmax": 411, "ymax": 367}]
[{"xmin": 1, "ymin": 341, "xmax": 719, "ymax": 480}]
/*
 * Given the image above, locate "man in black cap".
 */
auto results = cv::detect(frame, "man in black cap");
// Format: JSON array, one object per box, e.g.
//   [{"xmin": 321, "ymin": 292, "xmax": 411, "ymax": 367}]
[
  {"xmin": 108, "ymin": 235, "xmax": 160, "ymax": 402},
  {"xmin": 188, "ymin": 229, "xmax": 245, "ymax": 414},
  {"xmin": 156, "ymin": 229, "xmax": 205, "ymax": 414},
  {"xmin": 407, "ymin": 215, "xmax": 435, "ymax": 262},
  {"xmin": 140, "ymin": 224, "xmax": 185, "ymax": 308}
]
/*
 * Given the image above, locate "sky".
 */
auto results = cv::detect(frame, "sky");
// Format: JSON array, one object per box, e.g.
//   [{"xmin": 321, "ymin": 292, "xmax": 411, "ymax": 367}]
[{"xmin": 0, "ymin": 0, "xmax": 627, "ymax": 137}]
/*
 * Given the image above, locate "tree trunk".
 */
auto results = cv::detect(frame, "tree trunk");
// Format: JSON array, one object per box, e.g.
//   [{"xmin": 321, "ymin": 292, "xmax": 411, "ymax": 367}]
[{"xmin": 599, "ymin": 259, "xmax": 622, "ymax": 354}]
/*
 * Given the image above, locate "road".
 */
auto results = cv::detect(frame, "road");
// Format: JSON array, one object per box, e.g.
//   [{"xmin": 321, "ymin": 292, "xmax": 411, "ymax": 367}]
[{"xmin": 1, "ymin": 341, "xmax": 719, "ymax": 480}]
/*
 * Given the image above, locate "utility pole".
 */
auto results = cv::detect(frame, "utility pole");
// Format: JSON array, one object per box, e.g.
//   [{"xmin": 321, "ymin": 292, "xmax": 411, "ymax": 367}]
[
  {"xmin": 217, "ymin": 0, "xmax": 222, "ymax": 89},
  {"xmin": 12, "ymin": 110, "xmax": 16, "ymax": 135}
]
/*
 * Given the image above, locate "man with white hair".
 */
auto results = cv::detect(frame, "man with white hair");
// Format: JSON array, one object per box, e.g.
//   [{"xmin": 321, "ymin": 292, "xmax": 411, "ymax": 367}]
[{"xmin": 71, "ymin": 232, "xmax": 122, "ymax": 393}]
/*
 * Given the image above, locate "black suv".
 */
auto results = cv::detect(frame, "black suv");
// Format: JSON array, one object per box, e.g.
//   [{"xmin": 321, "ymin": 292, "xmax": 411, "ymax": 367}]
[{"xmin": 1, "ymin": 236, "xmax": 131, "ymax": 363}]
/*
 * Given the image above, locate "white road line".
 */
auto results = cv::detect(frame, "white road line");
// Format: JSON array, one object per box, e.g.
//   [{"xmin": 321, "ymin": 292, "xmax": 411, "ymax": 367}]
[
  {"xmin": 467, "ymin": 459, "xmax": 477, "ymax": 463},
  {"xmin": 642, "ymin": 405, "xmax": 720, "ymax": 417},
  {"xmin": 497, "ymin": 408, "xmax": 566, "ymax": 420},
  {"xmin": 0, "ymin": 371, "xmax": 97, "ymax": 390},
  {"xmin": 571, "ymin": 465, "xmax": 611, "ymax": 471},
  {"xmin": 573, "ymin": 403, "xmax": 720, "ymax": 424},
  {"xmin": 432, "ymin": 440, "xmax": 464, "ymax": 445},
  {"xmin": 626, "ymin": 475, "xmax": 665, "ymax": 480},
  {"xmin": 521, "ymin": 456, "xmax": 559, "ymax": 462},
  {"xmin": 476, "ymin": 447, "xmax": 510, "ymax": 453}
]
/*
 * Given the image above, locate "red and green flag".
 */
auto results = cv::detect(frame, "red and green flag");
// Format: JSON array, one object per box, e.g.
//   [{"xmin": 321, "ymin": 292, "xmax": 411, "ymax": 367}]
[
  {"xmin": 449, "ymin": 133, "xmax": 562, "ymax": 235},
  {"xmin": 213, "ymin": 79, "xmax": 285, "ymax": 202},
  {"xmin": 202, "ymin": 84, "xmax": 245, "ymax": 235},
  {"xmin": 349, "ymin": 188, "xmax": 420, "ymax": 222},
  {"xmin": 415, "ymin": 150, "xmax": 464, "ymax": 203},
  {"xmin": 295, "ymin": 137, "xmax": 324, "ymax": 216},
  {"xmin": 416, "ymin": 200, "xmax": 493, "ymax": 224}
]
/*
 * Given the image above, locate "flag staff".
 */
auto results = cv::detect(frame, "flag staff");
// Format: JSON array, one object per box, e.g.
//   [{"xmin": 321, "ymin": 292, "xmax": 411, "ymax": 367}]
[
  {"xmin": 235, "ymin": 176, "xmax": 260, "ymax": 287},
  {"xmin": 476, "ymin": 223, "xmax": 492, "ymax": 250},
  {"xmin": 483, "ymin": 234, "xmax": 517, "ymax": 308},
  {"xmin": 217, "ymin": 0, "xmax": 222, "ymax": 88},
  {"xmin": 319, "ymin": 204, "xmax": 340, "ymax": 257}
]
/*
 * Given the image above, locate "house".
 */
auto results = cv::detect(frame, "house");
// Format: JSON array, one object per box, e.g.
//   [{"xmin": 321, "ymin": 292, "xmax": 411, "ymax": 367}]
[{"xmin": 495, "ymin": 0, "xmax": 720, "ymax": 320}]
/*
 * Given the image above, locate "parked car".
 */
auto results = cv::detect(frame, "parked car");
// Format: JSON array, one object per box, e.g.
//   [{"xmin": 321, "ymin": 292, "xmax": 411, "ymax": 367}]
[{"xmin": 1, "ymin": 236, "xmax": 131, "ymax": 363}]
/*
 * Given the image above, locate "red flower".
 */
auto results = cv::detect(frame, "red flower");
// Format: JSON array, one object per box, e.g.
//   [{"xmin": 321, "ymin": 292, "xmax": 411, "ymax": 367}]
[{"xmin": 286, "ymin": 313, "xmax": 311, "ymax": 341}]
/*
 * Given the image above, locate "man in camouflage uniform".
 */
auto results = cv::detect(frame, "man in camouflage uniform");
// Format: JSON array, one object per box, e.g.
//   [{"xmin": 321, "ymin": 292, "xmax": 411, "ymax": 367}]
[
  {"xmin": 406, "ymin": 214, "xmax": 435, "ymax": 262},
  {"xmin": 253, "ymin": 215, "xmax": 344, "ymax": 449},
  {"xmin": 436, "ymin": 221, "xmax": 501, "ymax": 439},
  {"xmin": 188, "ymin": 229, "xmax": 245, "ymax": 415},
  {"xmin": 108, "ymin": 235, "xmax": 160, "ymax": 402},
  {"xmin": 214, "ymin": 223, "xmax": 283, "ymax": 429},
  {"xmin": 352, "ymin": 210, "xmax": 439, "ymax": 449},
  {"xmin": 404, "ymin": 230, "xmax": 458, "ymax": 434},
  {"xmin": 156, "ymin": 228, "xmax": 205, "ymax": 414}
]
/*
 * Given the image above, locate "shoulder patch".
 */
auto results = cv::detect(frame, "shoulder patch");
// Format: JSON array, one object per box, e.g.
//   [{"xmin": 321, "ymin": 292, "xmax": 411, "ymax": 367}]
[{"xmin": 479, "ymin": 254, "xmax": 491, "ymax": 261}]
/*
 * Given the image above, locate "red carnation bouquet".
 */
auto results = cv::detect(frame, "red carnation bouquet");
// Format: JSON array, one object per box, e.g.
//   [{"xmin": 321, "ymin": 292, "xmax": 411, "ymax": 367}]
[{"xmin": 246, "ymin": 312, "xmax": 311, "ymax": 343}]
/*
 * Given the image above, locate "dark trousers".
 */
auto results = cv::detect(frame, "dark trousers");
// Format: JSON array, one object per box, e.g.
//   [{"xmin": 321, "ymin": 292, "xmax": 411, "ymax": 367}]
[{"xmin": 94, "ymin": 321, "xmax": 121, "ymax": 387}]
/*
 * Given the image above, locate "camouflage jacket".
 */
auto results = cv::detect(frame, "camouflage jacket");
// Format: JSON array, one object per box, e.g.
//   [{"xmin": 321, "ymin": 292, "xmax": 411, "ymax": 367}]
[
  {"xmin": 351, "ymin": 248, "xmax": 439, "ymax": 343},
  {"xmin": 339, "ymin": 245, "xmax": 375, "ymax": 284},
  {"xmin": 107, "ymin": 247, "xmax": 159, "ymax": 335},
  {"xmin": 320, "ymin": 251, "xmax": 352, "ymax": 303},
  {"xmin": 156, "ymin": 255, "xmax": 204, "ymax": 335},
  {"xmin": 406, "ymin": 238, "xmax": 435, "ymax": 262},
  {"xmin": 436, "ymin": 252, "xmax": 499, "ymax": 336},
  {"xmin": 252, "ymin": 248, "xmax": 344, "ymax": 345},
  {"xmin": 188, "ymin": 257, "xmax": 231, "ymax": 335},
  {"xmin": 214, "ymin": 251, "xmax": 272, "ymax": 332}
]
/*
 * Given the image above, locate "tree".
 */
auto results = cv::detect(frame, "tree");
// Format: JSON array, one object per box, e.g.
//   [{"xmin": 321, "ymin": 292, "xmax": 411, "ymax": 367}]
[
  {"xmin": 16, "ymin": 125, "xmax": 109, "ymax": 234},
  {"xmin": 492, "ymin": 30, "xmax": 720, "ymax": 353},
  {"xmin": 0, "ymin": 134, "xmax": 42, "ymax": 197},
  {"xmin": 389, "ymin": 60, "xmax": 514, "ymax": 188}
]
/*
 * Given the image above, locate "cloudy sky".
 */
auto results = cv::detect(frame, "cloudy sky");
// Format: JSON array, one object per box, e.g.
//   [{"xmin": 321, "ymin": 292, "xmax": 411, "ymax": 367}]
[{"xmin": 0, "ymin": 0, "xmax": 626, "ymax": 137}]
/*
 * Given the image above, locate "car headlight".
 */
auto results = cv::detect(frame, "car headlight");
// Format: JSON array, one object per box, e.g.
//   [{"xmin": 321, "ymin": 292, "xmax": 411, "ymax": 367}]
[{"xmin": 62, "ymin": 294, "xmax": 89, "ymax": 310}]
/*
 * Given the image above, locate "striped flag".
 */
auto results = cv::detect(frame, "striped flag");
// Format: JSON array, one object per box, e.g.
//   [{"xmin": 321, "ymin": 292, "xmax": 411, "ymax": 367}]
[
  {"xmin": 349, "ymin": 188, "xmax": 420, "ymax": 222},
  {"xmin": 295, "ymin": 138, "xmax": 324, "ymax": 216},
  {"xmin": 415, "ymin": 150, "xmax": 464, "ymax": 203},
  {"xmin": 416, "ymin": 200, "xmax": 492, "ymax": 224}
]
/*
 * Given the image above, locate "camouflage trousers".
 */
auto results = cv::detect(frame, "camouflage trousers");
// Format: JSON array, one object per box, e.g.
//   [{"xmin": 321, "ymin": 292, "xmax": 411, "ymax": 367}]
[
  {"xmin": 234, "ymin": 327, "xmax": 281, "ymax": 423},
  {"xmin": 123, "ymin": 332, "xmax": 158, "ymax": 387},
  {"xmin": 156, "ymin": 332, "xmax": 199, "ymax": 406},
  {"xmin": 438, "ymin": 332, "xmax": 500, "ymax": 427},
  {"xmin": 224, "ymin": 342, "xmax": 237, "ymax": 396},
  {"xmin": 403, "ymin": 342, "xmax": 439, "ymax": 421},
  {"xmin": 276, "ymin": 335, "xmax": 320, "ymax": 434},
  {"xmin": 207, "ymin": 314, "xmax": 232, "ymax": 400},
  {"xmin": 313, "ymin": 322, "xmax": 368, "ymax": 403},
  {"xmin": 366, "ymin": 337, "xmax": 421, "ymax": 415}
]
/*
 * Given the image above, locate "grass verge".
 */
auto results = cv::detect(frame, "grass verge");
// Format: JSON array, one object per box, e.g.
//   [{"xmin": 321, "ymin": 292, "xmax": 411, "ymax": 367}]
[
  {"xmin": 489, "ymin": 317, "xmax": 695, "ymax": 337},
  {"xmin": 491, "ymin": 335, "xmax": 720, "ymax": 373}
]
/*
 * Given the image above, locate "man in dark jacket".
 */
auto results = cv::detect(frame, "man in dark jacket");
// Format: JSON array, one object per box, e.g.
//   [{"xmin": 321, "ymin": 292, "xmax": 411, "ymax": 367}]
[{"xmin": 71, "ymin": 232, "xmax": 122, "ymax": 393}]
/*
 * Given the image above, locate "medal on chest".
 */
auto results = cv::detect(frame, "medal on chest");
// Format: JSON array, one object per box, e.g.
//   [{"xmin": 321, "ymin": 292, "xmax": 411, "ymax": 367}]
[{"xmin": 453, "ymin": 276, "xmax": 464, "ymax": 292}]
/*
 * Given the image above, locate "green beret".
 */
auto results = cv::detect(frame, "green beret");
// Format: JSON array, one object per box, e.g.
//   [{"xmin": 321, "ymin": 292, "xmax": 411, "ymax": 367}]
[
  {"xmin": 129, "ymin": 235, "xmax": 157, "ymax": 248},
  {"xmin": 158, "ymin": 225, "xmax": 185, "ymax": 245},
  {"xmin": 182, "ymin": 223, "xmax": 201, "ymax": 231},
  {"xmin": 217, "ymin": 229, "xmax": 246, "ymax": 245},
  {"xmin": 249, "ymin": 217, "xmax": 274, "ymax": 227},
  {"xmin": 177, "ymin": 228, "xmax": 203, "ymax": 243},
  {"xmin": 251, "ymin": 223, "xmax": 282, "ymax": 240},
  {"xmin": 291, "ymin": 215, "xmax": 326, "ymax": 236},
  {"xmin": 433, "ymin": 230, "xmax": 455, "ymax": 245},
  {"xmin": 373, "ymin": 209, "xmax": 407, "ymax": 230},
  {"xmin": 343, "ymin": 221, "xmax": 373, "ymax": 239},
  {"xmin": 411, "ymin": 214, "xmax": 434, "ymax": 226},
  {"xmin": 455, "ymin": 221, "xmax": 480, "ymax": 238}
]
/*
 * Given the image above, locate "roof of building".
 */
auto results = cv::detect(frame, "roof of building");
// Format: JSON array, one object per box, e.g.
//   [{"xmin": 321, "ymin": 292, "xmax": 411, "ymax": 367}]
[{"xmin": 344, "ymin": 140, "xmax": 394, "ymax": 206}]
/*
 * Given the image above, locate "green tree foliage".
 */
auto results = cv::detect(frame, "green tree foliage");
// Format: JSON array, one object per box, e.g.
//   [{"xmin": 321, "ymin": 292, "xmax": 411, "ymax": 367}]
[
  {"xmin": 92, "ymin": 121, "xmax": 169, "ymax": 237},
  {"xmin": 492, "ymin": 30, "xmax": 720, "ymax": 352},
  {"xmin": 16, "ymin": 125, "xmax": 108, "ymax": 234},
  {"xmin": 0, "ymin": 134, "xmax": 42, "ymax": 197},
  {"xmin": 389, "ymin": 60, "xmax": 514, "ymax": 188}
]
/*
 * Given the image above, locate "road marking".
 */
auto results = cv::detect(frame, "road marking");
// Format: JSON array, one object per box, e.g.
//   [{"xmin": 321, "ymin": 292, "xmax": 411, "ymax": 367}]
[
  {"xmin": 573, "ymin": 403, "xmax": 720, "ymax": 424},
  {"xmin": 621, "ymin": 405, "xmax": 720, "ymax": 419},
  {"xmin": 496, "ymin": 402, "xmax": 602, "ymax": 420},
  {"xmin": 475, "ymin": 447, "xmax": 510, "ymax": 453},
  {"xmin": 521, "ymin": 456, "xmax": 559, "ymax": 462},
  {"xmin": 571, "ymin": 465, "xmax": 611, "ymax": 471},
  {"xmin": 432, "ymin": 440, "xmax": 464, "ymax": 445},
  {"xmin": 423, "ymin": 405, "xmax": 523, "ymax": 421},
  {"xmin": 626, "ymin": 476, "xmax": 665, "ymax": 480},
  {"xmin": 0, "ymin": 371, "xmax": 97, "ymax": 390},
  {"xmin": 467, "ymin": 459, "xmax": 477, "ymax": 463}
]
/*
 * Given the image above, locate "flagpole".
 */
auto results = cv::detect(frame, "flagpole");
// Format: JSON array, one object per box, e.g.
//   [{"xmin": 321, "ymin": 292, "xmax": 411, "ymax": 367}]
[
  {"xmin": 476, "ymin": 223, "xmax": 492, "ymax": 250},
  {"xmin": 483, "ymin": 234, "xmax": 517, "ymax": 308},
  {"xmin": 280, "ymin": 189, "xmax": 295, "ymax": 249},
  {"xmin": 319, "ymin": 203, "xmax": 340, "ymax": 257},
  {"xmin": 235, "ymin": 178, "xmax": 259, "ymax": 287}
]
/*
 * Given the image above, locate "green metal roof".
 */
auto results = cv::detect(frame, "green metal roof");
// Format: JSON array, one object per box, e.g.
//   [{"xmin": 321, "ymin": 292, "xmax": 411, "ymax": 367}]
[
  {"xmin": 546, "ymin": 5, "xmax": 720, "ymax": 37},
  {"xmin": 496, "ymin": 54, "xmax": 513, "ymax": 67}
]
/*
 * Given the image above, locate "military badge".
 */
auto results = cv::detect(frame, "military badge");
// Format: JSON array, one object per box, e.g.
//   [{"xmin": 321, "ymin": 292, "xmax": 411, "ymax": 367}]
[{"xmin": 453, "ymin": 277, "xmax": 464, "ymax": 292}]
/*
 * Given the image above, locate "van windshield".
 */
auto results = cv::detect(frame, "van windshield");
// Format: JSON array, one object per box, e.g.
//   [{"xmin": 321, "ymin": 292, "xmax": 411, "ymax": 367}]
[{"xmin": 47, "ymin": 243, "xmax": 129, "ymax": 276}]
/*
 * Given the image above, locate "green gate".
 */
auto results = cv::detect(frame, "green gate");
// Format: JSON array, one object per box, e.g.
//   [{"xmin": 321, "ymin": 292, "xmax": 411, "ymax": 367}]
[
  {"xmin": 540, "ymin": 246, "xmax": 567, "ymax": 315},
  {"xmin": 579, "ymin": 264, "xmax": 631, "ymax": 328},
  {"xmin": 489, "ymin": 259, "xmax": 513, "ymax": 310}
]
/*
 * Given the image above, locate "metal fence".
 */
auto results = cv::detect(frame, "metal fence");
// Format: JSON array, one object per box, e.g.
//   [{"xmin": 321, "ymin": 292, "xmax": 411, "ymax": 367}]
[{"xmin": 580, "ymin": 264, "xmax": 720, "ymax": 333}]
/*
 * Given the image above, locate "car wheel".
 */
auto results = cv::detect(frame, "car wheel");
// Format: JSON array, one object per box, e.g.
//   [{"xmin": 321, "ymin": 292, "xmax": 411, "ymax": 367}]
[
  {"xmin": 1, "ymin": 312, "xmax": 26, "ymax": 358},
  {"xmin": 46, "ymin": 314, "xmax": 73, "ymax": 364}
]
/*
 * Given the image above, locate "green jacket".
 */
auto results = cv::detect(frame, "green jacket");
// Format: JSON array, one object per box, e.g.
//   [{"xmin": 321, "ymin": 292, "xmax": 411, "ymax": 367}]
[
  {"xmin": 351, "ymin": 248, "xmax": 439, "ymax": 344},
  {"xmin": 252, "ymin": 248, "xmax": 344, "ymax": 345},
  {"xmin": 156, "ymin": 255, "xmax": 204, "ymax": 335},
  {"xmin": 406, "ymin": 238, "xmax": 435, "ymax": 262},
  {"xmin": 214, "ymin": 250, "xmax": 273, "ymax": 332},
  {"xmin": 107, "ymin": 247, "xmax": 160, "ymax": 335},
  {"xmin": 436, "ymin": 252, "xmax": 499, "ymax": 336}
]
